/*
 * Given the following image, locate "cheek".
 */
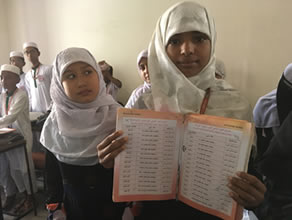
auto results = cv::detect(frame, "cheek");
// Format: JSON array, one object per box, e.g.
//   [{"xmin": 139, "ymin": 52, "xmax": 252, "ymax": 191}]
[{"xmin": 62, "ymin": 81, "xmax": 73, "ymax": 98}]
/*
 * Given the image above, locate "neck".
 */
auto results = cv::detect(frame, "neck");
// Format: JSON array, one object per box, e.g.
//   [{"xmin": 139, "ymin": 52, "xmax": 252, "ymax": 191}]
[
  {"xmin": 7, "ymin": 87, "xmax": 17, "ymax": 96},
  {"xmin": 32, "ymin": 61, "xmax": 40, "ymax": 69}
]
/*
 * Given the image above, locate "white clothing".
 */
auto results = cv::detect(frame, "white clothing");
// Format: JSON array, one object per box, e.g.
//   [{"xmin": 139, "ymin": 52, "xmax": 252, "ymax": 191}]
[
  {"xmin": 25, "ymin": 64, "xmax": 52, "ymax": 113},
  {"xmin": 125, "ymin": 82, "xmax": 151, "ymax": 109},
  {"xmin": 253, "ymin": 89, "xmax": 279, "ymax": 128},
  {"xmin": 106, "ymin": 81, "xmax": 119, "ymax": 100},
  {"xmin": 143, "ymin": 1, "xmax": 251, "ymax": 121},
  {"xmin": 0, "ymin": 89, "xmax": 36, "ymax": 194},
  {"xmin": 17, "ymin": 72, "xmax": 26, "ymax": 91},
  {"xmin": 40, "ymin": 47, "xmax": 120, "ymax": 166}
]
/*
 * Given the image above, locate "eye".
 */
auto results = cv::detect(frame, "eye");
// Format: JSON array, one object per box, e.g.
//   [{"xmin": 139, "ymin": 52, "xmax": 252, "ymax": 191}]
[
  {"xmin": 192, "ymin": 34, "xmax": 209, "ymax": 43},
  {"xmin": 139, "ymin": 64, "xmax": 146, "ymax": 71},
  {"xmin": 84, "ymin": 70, "xmax": 93, "ymax": 75},
  {"xmin": 168, "ymin": 38, "xmax": 180, "ymax": 46}
]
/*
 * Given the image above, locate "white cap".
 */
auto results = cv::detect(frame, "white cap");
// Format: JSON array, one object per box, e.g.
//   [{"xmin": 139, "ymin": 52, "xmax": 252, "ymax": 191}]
[
  {"xmin": 9, "ymin": 51, "xmax": 24, "ymax": 58},
  {"xmin": 23, "ymin": 42, "xmax": 38, "ymax": 50},
  {"xmin": 0, "ymin": 64, "xmax": 20, "ymax": 76}
]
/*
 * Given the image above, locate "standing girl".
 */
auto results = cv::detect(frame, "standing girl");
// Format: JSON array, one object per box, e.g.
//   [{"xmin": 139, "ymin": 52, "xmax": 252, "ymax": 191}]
[{"xmin": 40, "ymin": 47, "xmax": 125, "ymax": 220}]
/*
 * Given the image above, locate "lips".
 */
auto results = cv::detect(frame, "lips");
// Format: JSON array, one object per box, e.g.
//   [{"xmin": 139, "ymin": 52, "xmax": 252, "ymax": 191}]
[
  {"xmin": 177, "ymin": 60, "xmax": 199, "ymax": 68},
  {"xmin": 78, "ymin": 89, "xmax": 91, "ymax": 96}
]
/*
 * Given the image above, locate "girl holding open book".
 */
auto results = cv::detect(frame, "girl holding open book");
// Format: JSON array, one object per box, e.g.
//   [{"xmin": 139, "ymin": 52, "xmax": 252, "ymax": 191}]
[{"xmin": 97, "ymin": 1, "xmax": 266, "ymax": 219}]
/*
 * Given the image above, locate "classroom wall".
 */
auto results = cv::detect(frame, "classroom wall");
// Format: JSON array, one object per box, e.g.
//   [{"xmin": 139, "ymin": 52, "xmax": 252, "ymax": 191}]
[{"xmin": 1, "ymin": 0, "xmax": 292, "ymax": 107}]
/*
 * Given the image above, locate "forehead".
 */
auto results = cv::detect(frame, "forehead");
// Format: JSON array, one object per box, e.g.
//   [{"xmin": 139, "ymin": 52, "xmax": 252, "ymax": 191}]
[
  {"xmin": 10, "ymin": 56, "xmax": 23, "ymax": 61},
  {"xmin": 1, "ymin": 71, "xmax": 19, "ymax": 78},
  {"xmin": 24, "ymin": 47, "xmax": 38, "ymax": 53},
  {"xmin": 139, "ymin": 57, "xmax": 148, "ymax": 65},
  {"xmin": 64, "ymin": 61, "xmax": 92, "ymax": 72}
]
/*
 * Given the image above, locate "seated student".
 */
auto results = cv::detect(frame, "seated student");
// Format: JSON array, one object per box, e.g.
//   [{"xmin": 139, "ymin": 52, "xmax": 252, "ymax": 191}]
[
  {"xmin": 125, "ymin": 49, "xmax": 151, "ymax": 109},
  {"xmin": 254, "ymin": 63, "xmax": 292, "ymax": 220},
  {"xmin": 40, "ymin": 47, "xmax": 125, "ymax": 220},
  {"xmin": 98, "ymin": 60, "xmax": 122, "ymax": 101},
  {"xmin": 97, "ymin": 1, "xmax": 266, "ymax": 220},
  {"xmin": 0, "ymin": 64, "xmax": 36, "ymax": 215},
  {"xmin": 9, "ymin": 51, "xmax": 26, "ymax": 91}
]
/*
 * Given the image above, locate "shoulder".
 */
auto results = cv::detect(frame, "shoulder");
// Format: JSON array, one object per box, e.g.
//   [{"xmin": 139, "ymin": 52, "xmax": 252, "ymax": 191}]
[{"xmin": 40, "ymin": 64, "xmax": 53, "ymax": 74}]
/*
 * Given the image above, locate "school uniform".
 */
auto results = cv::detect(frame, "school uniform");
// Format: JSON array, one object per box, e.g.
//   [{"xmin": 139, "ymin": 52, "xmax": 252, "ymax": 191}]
[
  {"xmin": 131, "ymin": 2, "xmax": 253, "ymax": 219},
  {"xmin": 106, "ymin": 81, "xmax": 119, "ymax": 101},
  {"xmin": 24, "ymin": 64, "xmax": 52, "ymax": 113},
  {"xmin": 254, "ymin": 65, "xmax": 292, "ymax": 219},
  {"xmin": 0, "ymin": 88, "xmax": 36, "ymax": 196},
  {"xmin": 40, "ymin": 48, "xmax": 124, "ymax": 220}
]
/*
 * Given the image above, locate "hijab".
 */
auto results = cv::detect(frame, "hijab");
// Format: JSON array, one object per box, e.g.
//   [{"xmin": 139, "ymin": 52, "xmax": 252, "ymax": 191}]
[
  {"xmin": 144, "ymin": 1, "xmax": 251, "ymax": 120},
  {"xmin": 40, "ymin": 47, "xmax": 120, "ymax": 165}
]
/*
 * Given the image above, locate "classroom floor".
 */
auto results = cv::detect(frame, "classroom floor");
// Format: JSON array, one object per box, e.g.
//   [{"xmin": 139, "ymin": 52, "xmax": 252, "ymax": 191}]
[{"xmin": 1, "ymin": 177, "xmax": 47, "ymax": 220}]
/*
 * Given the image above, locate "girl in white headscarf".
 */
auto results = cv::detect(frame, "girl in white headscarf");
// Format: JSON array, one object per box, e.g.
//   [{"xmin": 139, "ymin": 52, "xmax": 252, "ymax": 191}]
[
  {"xmin": 125, "ymin": 49, "xmax": 151, "ymax": 109},
  {"xmin": 97, "ymin": 1, "xmax": 265, "ymax": 219},
  {"xmin": 40, "ymin": 47, "xmax": 125, "ymax": 220}
]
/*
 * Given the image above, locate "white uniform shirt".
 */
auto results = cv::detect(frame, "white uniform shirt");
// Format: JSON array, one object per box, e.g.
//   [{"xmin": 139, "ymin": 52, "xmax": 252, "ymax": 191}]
[
  {"xmin": 25, "ymin": 64, "xmax": 52, "ymax": 113},
  {"xmin": 106, "ymin": 82, "xmax": 119, "ymax": 101},
  {"xmin": 0, "ymin": 89, "xmax": 33, "ymax": 152},
  {"xmin": 17, "ymin": 72, "xmax": 26, "ymax": 91}
]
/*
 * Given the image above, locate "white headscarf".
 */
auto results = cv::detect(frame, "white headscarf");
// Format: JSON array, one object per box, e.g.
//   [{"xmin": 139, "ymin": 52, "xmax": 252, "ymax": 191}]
[
  {"xmin": 136, "ymin": 49, "xmax": 151, "ymax": 90},
  {"xmin": 40, "ymin": 47, "xmax": 120, "ymax": 165},
  {"xmin": 145, "ymin": 1, "xmax": 251, "ymax": 120}
]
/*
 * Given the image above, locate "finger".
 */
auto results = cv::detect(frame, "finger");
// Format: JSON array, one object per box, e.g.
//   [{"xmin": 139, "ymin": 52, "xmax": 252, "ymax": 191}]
[
  {"xmin": 101, "ymin": 144, "xmax": 126, "ymax": 165},
  {"xmin": 98, "ymin": 136, "xmax": 128, "ymax": 160},
  {"xmin": 227, "ymin": 178, "xmax": 257, "ymax": 203},
  {"xmin": 236, "ymin": 172, "xmax": 266, "ymax": 194},
  {"xmin": 97, "ymin": 130, "xmax": 123, "ymax": 151},
  {"xmin": 228, "ymin": 191, "xmax": 248, "ymax": 207}
]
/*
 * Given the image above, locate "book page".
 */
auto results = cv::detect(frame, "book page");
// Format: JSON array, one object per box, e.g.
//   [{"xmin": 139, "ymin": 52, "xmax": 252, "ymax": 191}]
[
  {"xmin": 113, "ymin": 108, "xmax": 184, "ymax": 202},
  {"xmin": 178, "ymin": 114, "xmax": 253, "ymax": 220}
]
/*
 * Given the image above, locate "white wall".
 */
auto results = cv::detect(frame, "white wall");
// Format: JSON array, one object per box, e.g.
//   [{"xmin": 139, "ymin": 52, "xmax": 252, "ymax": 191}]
[
  {"xmin": 0, "ymin": 0, "xmax": 9, "ymax": 65},
  {"xmin": 2, "ymin": 0, "xmax": 292, "ymax": 106}
]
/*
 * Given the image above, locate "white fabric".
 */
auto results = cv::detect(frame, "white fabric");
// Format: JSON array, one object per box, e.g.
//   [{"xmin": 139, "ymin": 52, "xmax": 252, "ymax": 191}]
[
  {"xmin": 17, "ymin": 73, "xmax": 26, "ymax": 91},
  {"xmin": 0, "ymin": 89, "xmax": 36, "ymax": 194},
  {"xmin": 24, "ymin": 64, "xmax": 52, "ymax": 112},
  {"xmin": 283, "ymin": 63, "xmax": 292, "ymax": 83},
  {"xmin": 0, "ymin": 154, "xmax": 18, "ymax": 196},
  {"xmin": 0, "ymin": 64, "xmax": 20, "ymax": 76},
  {"xmin": 215, "ymin": 58, "xmax": 226, "ymax": 79},
  {"xmin": 253, "ymin": 89, "xmax": 280, "ymax": 128},
  {"xmin": 125, "ymin": 82, "xmax": 151, "ymax": 109},
  {"xmin": 106, "ymin": 81, "xmax": 119, "ymax": 100},
  {"xmin": 23, "ymin": 41, "xmax": 38, "ymax": 50},
  {"xmin": 10, "ymin": 51, "xmax": 24, "ymax": 58},
  {"xmin": 136, "ymin": 49, "xmax": 148, "ymax": 75},
  {"xmin": 144, "ymin": 1, "xmax": 251, "ymax": 121},
  {"xmin": 40, "ymin": 47, "xmax": 120, "ymax": 165}
]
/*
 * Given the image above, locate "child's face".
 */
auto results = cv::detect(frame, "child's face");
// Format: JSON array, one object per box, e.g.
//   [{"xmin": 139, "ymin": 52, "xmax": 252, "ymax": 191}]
[
  {"xmin": 1, "ymin": 71, "xmax": 20, "ymax": 92},
  {"xmin": 139, "ymin": 57, "xmax": 150, "ymax": 83},
  {"xmin": 166, "ymin": 31, "xmax": 211, "ymax": 78},
  {"xmin": 61, "ymin": 62, "xmax": 100, "ymax": 104},
  {"xmin": 10, "ymin": 57, "xmax": 25, "ymax": 70},
  {"xmin": 24, "ymin": 47, "xmax": 40, "ymax": 64}
]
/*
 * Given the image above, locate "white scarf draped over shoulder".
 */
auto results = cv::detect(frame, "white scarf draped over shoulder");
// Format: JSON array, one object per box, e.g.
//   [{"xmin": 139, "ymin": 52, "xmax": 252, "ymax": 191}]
[
  {"xmin": 40, "ymin": 47, "xmax": 120, "ymax": 165},
  {"xmin": 145, "ymin": 1, "xmax": 252, "ymax": 121}
]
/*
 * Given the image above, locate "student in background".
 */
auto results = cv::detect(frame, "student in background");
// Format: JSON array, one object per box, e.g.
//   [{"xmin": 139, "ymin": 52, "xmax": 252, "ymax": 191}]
[
  {"xmin": 215, "ymin": 58, "xmax": 226, "ymax": 79},
  {"xmin": 0, "ymin": 64, "xmax": 36, "ymax": 215},
  {"xmin": 97, "ymin": 1, "xmax": 266, "ymax": 219},
  {"xmin": 253, "ymin": 63, "xmax": 292, "ymax": 220},
  {"xmin": 9, "ymin": 51, "xmax": 26, "ymax": 91},
  {"xmin": 23, "ymin": 41, "xmax": 52, "ymax": 113},
  {"xmin": 125, "ymin": 49, "xmax": 151, "ymax": 109},
  {"xmin": 98, "ymin": 60, "xmax": 122, "ymax": 101},
  {"xmin": 40, "ymin": 47, "xmax": 125, "ymax": 219}
]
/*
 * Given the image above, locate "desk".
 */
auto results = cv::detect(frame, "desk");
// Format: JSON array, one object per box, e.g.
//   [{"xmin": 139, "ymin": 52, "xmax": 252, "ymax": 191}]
[{"xmin": 0, "ymin": 133, "xmax": 37, "ymax": 220}]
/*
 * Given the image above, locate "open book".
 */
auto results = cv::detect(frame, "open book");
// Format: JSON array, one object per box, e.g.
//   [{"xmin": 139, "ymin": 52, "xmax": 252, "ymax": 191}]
[{"xmin": 113, "ymin": 108, "xmax": 254, "ymax": 220}]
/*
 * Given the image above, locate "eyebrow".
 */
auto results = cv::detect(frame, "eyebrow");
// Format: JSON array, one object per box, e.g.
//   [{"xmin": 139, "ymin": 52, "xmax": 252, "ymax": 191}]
[{"xmin": 63, "ymin": 64, "xmax": 92, "ymax": 74}]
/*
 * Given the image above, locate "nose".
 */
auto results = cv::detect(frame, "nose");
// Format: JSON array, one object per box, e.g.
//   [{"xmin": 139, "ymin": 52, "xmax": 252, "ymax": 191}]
[
  {"xmin": 77, "ymin": 74, "xmax": 87, "ymax": 87},
  {"xmin": 181, "ymin": 40, "xmax": 195, "ymax": 56}
]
